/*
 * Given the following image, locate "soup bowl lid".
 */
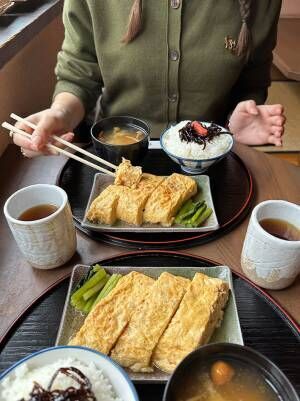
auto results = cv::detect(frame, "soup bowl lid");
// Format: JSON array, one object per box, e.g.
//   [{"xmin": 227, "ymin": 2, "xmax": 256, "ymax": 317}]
[{"xmin": 163, "ymin": 343, "xmax": 299, "ymax": 401}]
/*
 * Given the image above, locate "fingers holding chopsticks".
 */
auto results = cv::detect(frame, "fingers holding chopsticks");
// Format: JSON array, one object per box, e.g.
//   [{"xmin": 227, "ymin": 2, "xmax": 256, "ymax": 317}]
[
  {"xmin": 15, "ymin": 132, "xmax": 75, "ymax": 158},
  {"xmin": 3, "ymin": 113, "xmax": 117, "ymax": 176},
  {"xmin": 12, "ymin": 109, "xmax": 74, "ymax": 157},
  {"xmin": 12, "ymin": 113, "xmax": 39, "ymax": 152}
]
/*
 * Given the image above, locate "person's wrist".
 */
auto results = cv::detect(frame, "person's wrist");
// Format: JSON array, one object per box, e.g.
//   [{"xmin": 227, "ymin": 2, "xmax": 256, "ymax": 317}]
[{"xmin": 50, "ymin": 103, "xmax": 74, "ymax": 131}]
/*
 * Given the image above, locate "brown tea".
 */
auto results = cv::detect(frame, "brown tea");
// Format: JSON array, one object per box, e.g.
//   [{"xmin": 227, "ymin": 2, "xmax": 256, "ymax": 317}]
[
  {"xmin": 259, "ymin": 218, "xmax": 300, "ymax": 241},
  {"xmin": 18, "ymin": 204, "xmax": 58, "ymax": 221}
]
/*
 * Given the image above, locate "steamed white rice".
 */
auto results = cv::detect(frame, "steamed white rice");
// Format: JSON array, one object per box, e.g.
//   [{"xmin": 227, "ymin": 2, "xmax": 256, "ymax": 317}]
[
  {"xmin": 163, "ymin": 120, "xmax": 232, "ymax": 159},
  {"xmin": 0, "ymin": 358, "xmax": 123, "ymax": 401}
]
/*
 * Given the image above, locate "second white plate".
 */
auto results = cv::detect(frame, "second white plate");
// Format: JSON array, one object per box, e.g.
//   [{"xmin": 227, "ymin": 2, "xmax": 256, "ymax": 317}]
[
  {"xmin": 81, "ymin": 174, "xmax": 219, "ymax": 232},
  {"xmin": 56, "ymin": 265, "xmax": 243, "ymax": 383}
]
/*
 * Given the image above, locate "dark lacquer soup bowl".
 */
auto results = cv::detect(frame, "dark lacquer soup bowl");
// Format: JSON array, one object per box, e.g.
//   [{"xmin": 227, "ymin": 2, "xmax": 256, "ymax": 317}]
[
  {"xmin": 163, "ymin": 343, "xmax": 299, "ymax": 401},
  {"xmin": 91, "ymin": 116, "xmax": 150, "ymax": 166}
]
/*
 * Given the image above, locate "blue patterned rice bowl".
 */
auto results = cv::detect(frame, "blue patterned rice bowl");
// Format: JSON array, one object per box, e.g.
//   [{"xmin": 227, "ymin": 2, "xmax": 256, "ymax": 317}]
[{"xmin": 160, "ymin": 121, "xmax": 233, "ymax": 174}]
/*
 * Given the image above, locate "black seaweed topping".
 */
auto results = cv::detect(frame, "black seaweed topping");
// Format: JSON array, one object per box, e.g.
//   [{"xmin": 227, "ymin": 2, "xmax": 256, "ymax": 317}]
[
  {"xmin": 19, "ymin": 367, "xmax": 97, "ymax": 401},
  {"xmin": 179, "ymin": 121, "xmax": 223, "ymax": 150}
]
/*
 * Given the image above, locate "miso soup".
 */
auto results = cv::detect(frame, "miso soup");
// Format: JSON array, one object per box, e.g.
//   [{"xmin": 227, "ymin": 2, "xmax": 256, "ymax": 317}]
[
  {"xmin": 175, "ymin": 359, "xmax": 279, "ymax": 401},
  {"xmin": 98, "ymin": 126, "xmax": 145, "ymax": 145}
]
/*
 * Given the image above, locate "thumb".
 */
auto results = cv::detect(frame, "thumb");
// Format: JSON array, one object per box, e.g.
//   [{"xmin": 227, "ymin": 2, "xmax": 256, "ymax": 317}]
[
  {"xmin": 244, "ymin": 100, "xmax": 258, "ymax": 115},
  {"xmin": 31, "ymin": 116, "xmax": 57, "ymax": 151}
]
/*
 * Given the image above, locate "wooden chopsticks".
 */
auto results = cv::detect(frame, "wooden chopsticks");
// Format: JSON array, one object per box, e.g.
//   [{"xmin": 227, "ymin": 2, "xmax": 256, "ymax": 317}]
[
  {"xmin": 1, "ymin": 114, "xmax": 117, "ymax": 177},
  {"xmin": 10, "ymin": 114, "xmax": 117, "ymax": 171}
]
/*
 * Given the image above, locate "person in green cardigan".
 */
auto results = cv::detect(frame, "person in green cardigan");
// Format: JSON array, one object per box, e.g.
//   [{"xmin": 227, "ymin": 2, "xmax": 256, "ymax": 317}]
[{"xmin": 14, "ymin": 0, "xmax": 285, "ymax": 157}]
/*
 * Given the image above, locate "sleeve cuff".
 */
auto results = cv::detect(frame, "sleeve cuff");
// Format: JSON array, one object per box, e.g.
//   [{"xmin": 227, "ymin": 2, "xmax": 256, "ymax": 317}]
[{"xmin": 53, "ymin": 80, "xmax": 96, "ymax": 114}]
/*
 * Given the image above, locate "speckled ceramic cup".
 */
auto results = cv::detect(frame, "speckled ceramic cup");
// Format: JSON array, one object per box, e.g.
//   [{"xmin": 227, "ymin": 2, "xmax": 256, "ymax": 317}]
[
  {"xmin": 241, "ymin": 200, "xmax": 300, "ymax": 289},
  {"xmin": 4, "ymin": 184, "xmax": 77, "ymax": 269}
]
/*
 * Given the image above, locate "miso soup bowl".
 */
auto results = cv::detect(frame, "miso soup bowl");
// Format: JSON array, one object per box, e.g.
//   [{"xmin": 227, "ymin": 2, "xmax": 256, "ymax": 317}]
[
  {"xmin": 91, "ymin": 116, "xmax": 150, "ymax": 166},
  {"xmin": 163, "ymin": 343, "xmax": 299, "ymax": 401}
]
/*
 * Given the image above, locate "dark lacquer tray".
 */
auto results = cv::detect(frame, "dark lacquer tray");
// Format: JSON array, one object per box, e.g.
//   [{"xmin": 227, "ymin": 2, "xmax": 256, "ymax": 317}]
[
  {"xmin": 57, "ymin": 144, "xmax": 254, "ymax": 249},
  {"xmin": 0, "ymin": 251, "xmax": 299, "ymax": 401}
]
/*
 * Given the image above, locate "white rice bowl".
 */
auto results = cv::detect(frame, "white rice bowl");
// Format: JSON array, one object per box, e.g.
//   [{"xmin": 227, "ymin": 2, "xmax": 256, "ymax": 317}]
[
  {"xmin": 162, "ymin": 120, "xmax": 232, "ymax": 160},
  {"xmin": 0, "ymin": 357, "xmax": 123, "ymax": 401}
]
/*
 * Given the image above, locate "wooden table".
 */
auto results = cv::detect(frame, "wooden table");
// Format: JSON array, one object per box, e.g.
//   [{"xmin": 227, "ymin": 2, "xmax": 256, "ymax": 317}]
[
  {"xmin": 273, "ymin": 18, "xmax": 300, "ymax": 81},
  {"xmin": 254, "ymin": 81, "xmax": 300, "ymax": 166},
  {"xmin": 0, "ymin": 144, "xmax": 299, "ymax": 342}
]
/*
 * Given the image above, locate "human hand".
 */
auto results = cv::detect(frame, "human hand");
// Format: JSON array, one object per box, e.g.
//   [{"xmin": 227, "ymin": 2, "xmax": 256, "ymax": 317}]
[
  {"xmin": 12, "ymin": 108, "xmax": 74, "ymax": 158},
  {"xmin": 229, "ymin": 100, "xmax": 285, "ymax": 147}
]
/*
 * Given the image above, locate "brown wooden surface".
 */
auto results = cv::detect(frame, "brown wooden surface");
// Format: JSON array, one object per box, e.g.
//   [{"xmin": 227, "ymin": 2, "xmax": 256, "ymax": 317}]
[
  {"xmin": 0, "ymin": 0, "xmax": 63, "ymax": 69},
  {"xmin": 255, "ymin": 81, "xmax": 300, "ymax": 153},
  {"xmin": 0, "ymin": 144, "xmax": 299, "ymax": 341},
  {"xmin": 273, "ymin": 18, "xmax": 300, "ymax": 81},
  {"xmin": 271, "ymin": 152, "xmax": 300, "ymax": 167},
  {"xmin": 270, "ymin": 65, "xmax": 289, "ymax": 81}
]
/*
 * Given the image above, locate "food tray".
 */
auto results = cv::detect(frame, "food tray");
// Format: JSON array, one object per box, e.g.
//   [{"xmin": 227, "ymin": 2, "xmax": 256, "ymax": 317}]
[
  {"xmin": 56, "ymin": 265, "xmax": 243, "ymax": 383},
  {"xmin": 1, "ymin": 251, "xmax": 299, "ymax": 400},
  {"xmin": 82, "ymin": 174, "xmax": 219, "ymax": 233}
]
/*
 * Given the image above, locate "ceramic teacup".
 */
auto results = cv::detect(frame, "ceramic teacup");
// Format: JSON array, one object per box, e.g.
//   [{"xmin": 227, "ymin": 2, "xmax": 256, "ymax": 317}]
[
  {"xmin": 241, "ymin": 200, "xmax": 300, "ymax": 289},
  {"xmin": 4, "ymin": 184, "xmax": 77, "ymax": 269}
]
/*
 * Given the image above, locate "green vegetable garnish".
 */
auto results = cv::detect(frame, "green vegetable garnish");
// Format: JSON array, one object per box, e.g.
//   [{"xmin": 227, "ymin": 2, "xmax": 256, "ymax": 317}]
[
  {"xmin": 71, "ymin": 266, "xmax": 106, "ymax": 304},
  {"xmin": 188, "ymin": 204, "xmax": 207, "ymax": 225},
  {"xmin": 92, "ymin": 274, "xmax": 122, "ymax": 309},
  {"xmin": 83, "ymin": 294, "xmax": 98, "ymax": 314},
  {"xmin": 175, "ymin": 199, "xmax": 213, "ymax": 228},
  {"xmin": 192, "ymin": 207, "xmax": 212, "ymax": 227},
  {"xmin": 174, "ymin": 199, "xmax": 194, "ymax": 223},
  {"xmin": 175, "ymin": 200, "xmax": 204, "ymax": 223},
  {"xmin": 70, "ymin": 265, "xmax": 123, "ymax": 314},
  {"xmin": 180, "ymin": 201, "xmax": 205, "ymax": 221},
  {"xmin": 82, "ymin": 274, "xmax": 110, "ymax": 301}
]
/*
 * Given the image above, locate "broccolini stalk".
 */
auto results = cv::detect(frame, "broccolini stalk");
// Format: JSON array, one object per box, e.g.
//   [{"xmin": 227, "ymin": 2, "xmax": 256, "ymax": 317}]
[
  {"xmin": 193, "ymin": 207, "xmax": 212, "ymax": 227},
  {"xmin": 92, "ymin": 274, "xmax": 122, "ymax": 308},
  {"xmin": 82, "ymin": 274, "xmax": 110, "ymax": 301},
  {"xmin": 71, "ymin": 267, "xmax": 106, "ymax": 303}
]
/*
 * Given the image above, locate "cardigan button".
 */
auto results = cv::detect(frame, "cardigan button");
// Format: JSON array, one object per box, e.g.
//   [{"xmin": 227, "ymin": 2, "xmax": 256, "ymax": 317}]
[
  {"xmin": 170, "ymin": 50, "xmax": 179, "ymax": 61},
  {"xmin": 169, "ymin": 94, "xmax": 178, "ymax": 102},
  {"xmin": 171, "ymin": 0, "xmax": 180, "ymax": 9}
]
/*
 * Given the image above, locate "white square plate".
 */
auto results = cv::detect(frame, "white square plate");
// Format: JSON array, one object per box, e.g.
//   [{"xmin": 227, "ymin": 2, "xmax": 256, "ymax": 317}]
[
  {"xmin": 81, "ymin": 174, "xmax": 219, "ymax": 233},
  {"xmin": 56, "ymin": 265, "xmax": 243, "ymax": 383}
]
